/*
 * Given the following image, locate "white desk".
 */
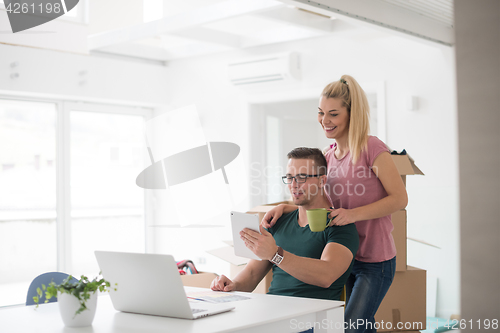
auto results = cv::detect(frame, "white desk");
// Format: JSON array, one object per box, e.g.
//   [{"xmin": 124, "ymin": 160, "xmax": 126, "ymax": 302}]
[{"xmin": 0, "ymin": 287, "xmax": 345, "ymax": 333}]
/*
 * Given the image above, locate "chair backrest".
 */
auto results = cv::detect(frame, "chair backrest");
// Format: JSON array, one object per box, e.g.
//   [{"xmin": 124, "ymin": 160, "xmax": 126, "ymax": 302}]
[{"xmin": 26, "ymin": 272, "xmax": 78, "ymax": 306}]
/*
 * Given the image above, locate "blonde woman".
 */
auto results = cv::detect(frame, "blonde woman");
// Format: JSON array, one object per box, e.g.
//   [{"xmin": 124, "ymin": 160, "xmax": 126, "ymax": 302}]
[{"xmin": 262, "ymin": 75, "xmax": 407, "ymax": 333}]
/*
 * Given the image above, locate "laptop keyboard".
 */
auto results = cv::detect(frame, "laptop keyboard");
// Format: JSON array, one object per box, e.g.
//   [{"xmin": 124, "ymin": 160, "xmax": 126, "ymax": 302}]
[{"xmin": 192, "ymin": 308, "xmax": 205, "ymax": 314}]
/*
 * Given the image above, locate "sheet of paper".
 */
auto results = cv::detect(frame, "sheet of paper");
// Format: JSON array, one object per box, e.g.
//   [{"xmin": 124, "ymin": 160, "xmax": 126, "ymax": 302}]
[{"xmin": 187, "ymin": 290, "xmax": 251, "ymax": 303}]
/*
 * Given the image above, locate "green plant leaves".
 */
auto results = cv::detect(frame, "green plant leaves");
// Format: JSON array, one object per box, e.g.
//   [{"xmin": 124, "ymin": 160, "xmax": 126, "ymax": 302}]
[{"xmin": 32, "ymin": 274, "xmax": 116, "ymax": 317}]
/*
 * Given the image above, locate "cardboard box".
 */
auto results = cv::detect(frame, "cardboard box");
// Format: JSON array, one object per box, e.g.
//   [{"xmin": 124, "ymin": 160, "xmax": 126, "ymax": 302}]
[
  {"xmin": 246, "ymin": 205, "xmax": 278, "ymax": 224},
  {"xmin": 391, "ymin": 154, "xmax": 424, "ymax": 186},
  {"xmin": 391, "ymin": 210, "xmax": 407, "ymax": 272},
  {"xmin": 247, "ymin": 201, "xmax": 294, "ymax": 221},
  {"xmin": 375, "ymin": 266, "xmax": 426, "ymax": 332},
  {"xmin": 180, "ymin": 272, "xmax": 218, "ymax": 288},
  {"xmin": 263, "ymin": 201, "xmax": 294, "ymax": 206}
]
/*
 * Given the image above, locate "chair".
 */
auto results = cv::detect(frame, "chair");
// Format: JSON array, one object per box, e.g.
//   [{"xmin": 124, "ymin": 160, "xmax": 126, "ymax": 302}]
[
  {"xmin": 340, "ymin": 285, "xmax": 346, "ymax": 302},
  {"xmin": 26, "ymin": 272, "xmax": 78, "ymax": 306}
]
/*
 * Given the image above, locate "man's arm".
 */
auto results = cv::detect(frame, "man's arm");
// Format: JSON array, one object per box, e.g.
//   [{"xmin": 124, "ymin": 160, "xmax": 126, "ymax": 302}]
[
  {"xmin": 278, "ymin": 243, "xmax": 353, "ymax": 288},
  {"xmin": 241, "ymin": 226, "xmax": 353, "ymax": 288},
  {"xmin": 211, "ymin": 259, "xmax": 272, "ymax": 292}
]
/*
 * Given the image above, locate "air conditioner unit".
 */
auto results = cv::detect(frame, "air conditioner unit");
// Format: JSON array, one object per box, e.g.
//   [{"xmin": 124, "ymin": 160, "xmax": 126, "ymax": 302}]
[{"xmin": 228, "ymin": 52, "xmax": 300, "ymax": 86}]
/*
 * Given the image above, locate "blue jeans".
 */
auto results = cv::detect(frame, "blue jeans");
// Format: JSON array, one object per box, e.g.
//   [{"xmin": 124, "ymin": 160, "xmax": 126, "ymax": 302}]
[{"xmin": 345, "ymin": 257, "xmax": 396, "ymax": 333}]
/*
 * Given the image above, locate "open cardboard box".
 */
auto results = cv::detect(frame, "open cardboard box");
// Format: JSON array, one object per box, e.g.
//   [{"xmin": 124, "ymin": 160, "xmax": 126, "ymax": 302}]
[
  {"xmin": 246, "ymin": 205, "xmax": 278, "ymax": 223},
  {"xmin": 180, "ymin": 272, "xmax": 218, "ymax": 288},
  {"xmin": 391, "ymin": 153, "xmax": 424, "ymax": 186},
  {"xmin": 247, "ymin": 201, "xmax": 294, "ymax": 222},
  {"xmin": 375, "ymin": 266, "xmax": 426, "ymax": 332}
]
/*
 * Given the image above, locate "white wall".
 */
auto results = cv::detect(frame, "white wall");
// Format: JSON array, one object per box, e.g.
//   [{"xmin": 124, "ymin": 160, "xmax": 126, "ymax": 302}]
[
  {"xmin": 0, "ymin": 43, "xmax": 169, "ymax": 106},
  {"xmin": 153, "ymin": 28, "xmax": 459, "ymax": 317}
]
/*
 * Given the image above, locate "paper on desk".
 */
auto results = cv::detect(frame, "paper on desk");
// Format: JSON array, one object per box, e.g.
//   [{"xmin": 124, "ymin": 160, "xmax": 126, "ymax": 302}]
[{"xmin": 187, "ymin": 290, "xmax": 251, "ymax": 303}]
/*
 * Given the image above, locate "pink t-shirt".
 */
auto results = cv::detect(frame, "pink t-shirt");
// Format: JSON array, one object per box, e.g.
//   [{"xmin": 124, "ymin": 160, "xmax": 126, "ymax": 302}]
[{"xmin": 324, "ymin": 136, "xmax": 396, "ymax": 263}]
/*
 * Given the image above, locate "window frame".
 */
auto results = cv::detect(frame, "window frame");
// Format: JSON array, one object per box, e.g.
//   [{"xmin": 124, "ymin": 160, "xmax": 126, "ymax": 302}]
[{"xmin": 62, "ymin": 101, "xmax": 154, "ymax": 274}]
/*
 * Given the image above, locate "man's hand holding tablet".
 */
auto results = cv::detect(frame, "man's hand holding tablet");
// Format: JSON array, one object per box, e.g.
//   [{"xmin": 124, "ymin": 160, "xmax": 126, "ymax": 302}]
[{"xmin": 230, "ymin": 211, "xmax": 262, "ymax": 260}]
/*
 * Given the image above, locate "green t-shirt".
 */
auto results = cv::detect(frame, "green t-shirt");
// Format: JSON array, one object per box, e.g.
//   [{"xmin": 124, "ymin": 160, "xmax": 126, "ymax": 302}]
[{"xmin": 267, "ymin": 209, "xmax": 359, "ymax": 300}]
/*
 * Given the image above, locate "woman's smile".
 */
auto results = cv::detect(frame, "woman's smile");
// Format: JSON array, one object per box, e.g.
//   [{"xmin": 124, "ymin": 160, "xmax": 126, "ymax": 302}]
[{"xmin": 318, "ymin": 97, "xmax": 349, "ymax": 140}]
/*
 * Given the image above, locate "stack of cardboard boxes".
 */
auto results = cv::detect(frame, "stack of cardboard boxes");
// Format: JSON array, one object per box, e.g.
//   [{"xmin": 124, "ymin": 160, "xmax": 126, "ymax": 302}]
[
  {"xmin": 204, "ymin": 153, "xmax": 426, "ymax": 331},
  {"xmin": 375, "ymin": 153, "xmax": 426, "ymax": 333}
]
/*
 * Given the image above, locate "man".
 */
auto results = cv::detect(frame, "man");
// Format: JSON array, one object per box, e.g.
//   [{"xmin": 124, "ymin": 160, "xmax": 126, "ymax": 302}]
[{"xmin": 211, "ymin": 147, "xmax": 359, "ymax": 300}]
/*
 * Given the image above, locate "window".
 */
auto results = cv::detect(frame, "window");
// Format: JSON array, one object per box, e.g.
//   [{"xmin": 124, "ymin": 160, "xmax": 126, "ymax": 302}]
[
  {"xmin": 0, "ymin": 98, "xmax": 150, "ymax": 307},
  {"xmin": 69, "ymin": 109, "xmax": 145, "ymax": 277},
  {"xmin": 0, "ymin": 99, "xmax": 57, "ymax": 307}
]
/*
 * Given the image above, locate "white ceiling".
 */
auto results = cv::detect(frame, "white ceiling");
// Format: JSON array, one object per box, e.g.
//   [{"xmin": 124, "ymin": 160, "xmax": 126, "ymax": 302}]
[{"xmin": 88, "ymin": 0, "xmax": 454, "ymax": 62}]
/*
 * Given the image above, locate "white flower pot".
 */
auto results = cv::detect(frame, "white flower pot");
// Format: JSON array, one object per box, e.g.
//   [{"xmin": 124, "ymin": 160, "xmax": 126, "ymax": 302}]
[{"xmin": 57, "ymin": 291, "xmax": 98, "ymax": 327}]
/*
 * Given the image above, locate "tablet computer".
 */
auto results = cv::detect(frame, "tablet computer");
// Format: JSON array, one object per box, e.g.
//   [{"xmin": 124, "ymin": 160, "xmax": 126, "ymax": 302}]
[{"xmin": 230, "ymin": 211, "xmax": 262, "ymax": 260}]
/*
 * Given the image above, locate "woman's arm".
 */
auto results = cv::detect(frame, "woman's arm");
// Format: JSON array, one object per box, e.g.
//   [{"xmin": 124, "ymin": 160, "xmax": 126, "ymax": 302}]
[
  {"xmin": 330, "ymin": 151, "xmax": 408, "ymax": 225},
  {"xmin": 261, "ymin": 204, "xmax": 298, "ymax": 228}
]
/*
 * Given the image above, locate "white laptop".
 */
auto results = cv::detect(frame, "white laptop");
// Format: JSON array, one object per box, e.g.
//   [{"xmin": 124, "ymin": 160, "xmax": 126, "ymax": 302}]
[{"xmin": 94, "ymin": 251, "xmax": 235, "ymax": 319}]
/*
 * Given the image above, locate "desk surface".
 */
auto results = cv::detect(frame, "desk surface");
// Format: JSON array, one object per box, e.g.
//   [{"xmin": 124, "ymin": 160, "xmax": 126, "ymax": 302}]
[{"xmin": 0, "ymin": 287, "xmax": 344, "ymax": 333}]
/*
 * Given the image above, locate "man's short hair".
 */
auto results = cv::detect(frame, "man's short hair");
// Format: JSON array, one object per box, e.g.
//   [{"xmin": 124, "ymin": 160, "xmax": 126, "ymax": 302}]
[{"xmin": 287, "ymin": 147, "xmax": 328, "ymax": 175}]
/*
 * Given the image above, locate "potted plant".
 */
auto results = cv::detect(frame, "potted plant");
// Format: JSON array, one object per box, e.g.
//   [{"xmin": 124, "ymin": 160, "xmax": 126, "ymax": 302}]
[{"xmin": 34, "ymin": 274, "xmax": 117, "ymax": 327}]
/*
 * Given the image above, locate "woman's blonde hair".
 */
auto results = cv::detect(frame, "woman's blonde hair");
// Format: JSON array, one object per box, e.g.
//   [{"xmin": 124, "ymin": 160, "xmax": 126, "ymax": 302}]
[{"xmin": 321, "ymin": 75, "xmax": 370, "ymax": 165}]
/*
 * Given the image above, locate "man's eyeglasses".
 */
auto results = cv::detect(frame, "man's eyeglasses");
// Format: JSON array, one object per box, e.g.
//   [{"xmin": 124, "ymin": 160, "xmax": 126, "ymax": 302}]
[{"xmin": 282, "ymin": 174, "xmax": 324, "ymax": 184}]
